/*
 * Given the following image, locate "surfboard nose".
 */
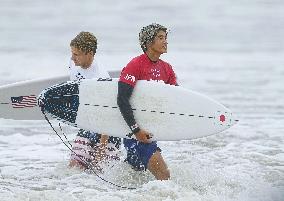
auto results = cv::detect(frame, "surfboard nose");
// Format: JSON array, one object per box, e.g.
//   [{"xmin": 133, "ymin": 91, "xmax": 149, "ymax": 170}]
[
  {"xmin": 215, "ymin": 110, "xmax": 239, "ymax": 130},
  {"xmin": 37, "ymin": 81, "xmax": 80, "ymax": 124},
  {"xmin": 226, "ymin": 111, "xmax": 239, "ymax": 126},
  {"xmin": 231, "ymin": 114, "xmax": 239, "ymax": 126}
]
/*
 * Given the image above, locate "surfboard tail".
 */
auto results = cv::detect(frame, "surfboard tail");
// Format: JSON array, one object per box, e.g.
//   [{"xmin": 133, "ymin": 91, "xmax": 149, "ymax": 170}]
[{"xmin": 37, "ymin": 81, "xmax": 80, "ymax": 125}]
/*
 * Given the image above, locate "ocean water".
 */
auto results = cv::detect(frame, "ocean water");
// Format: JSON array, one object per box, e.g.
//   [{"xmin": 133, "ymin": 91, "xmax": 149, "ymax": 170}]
[{"xmin": 0, "ymin": 0, "xmax": 283, "ymax": 200}]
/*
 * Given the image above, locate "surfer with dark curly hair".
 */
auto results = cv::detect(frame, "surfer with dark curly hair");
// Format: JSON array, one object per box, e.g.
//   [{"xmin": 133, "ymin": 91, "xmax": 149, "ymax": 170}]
[{"xmin": 117, "ymin": 24, "xmax": 178, "ymax": 180}]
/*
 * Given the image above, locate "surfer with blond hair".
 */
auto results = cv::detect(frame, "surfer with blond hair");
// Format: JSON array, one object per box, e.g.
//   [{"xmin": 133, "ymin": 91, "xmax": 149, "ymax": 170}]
[{"xmin": 69, "ymin": 31, "xmax": 121, "ymax": 170}]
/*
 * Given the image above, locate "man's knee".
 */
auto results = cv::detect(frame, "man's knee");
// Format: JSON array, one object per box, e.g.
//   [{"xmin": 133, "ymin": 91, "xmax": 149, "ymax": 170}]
[{"xmin": 148, "ymin": 151, "xmax": 170, "ymax": 180}]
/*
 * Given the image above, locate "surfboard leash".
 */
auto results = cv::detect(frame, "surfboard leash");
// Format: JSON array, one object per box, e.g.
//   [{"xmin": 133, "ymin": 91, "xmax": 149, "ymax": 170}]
[
  {"xmin": 39, "ymin": 105, "xmax": 136, "ymax": 190},
  {"xmin": 58, "ymin": 123, "xmax": 73, "ymax": 148}
]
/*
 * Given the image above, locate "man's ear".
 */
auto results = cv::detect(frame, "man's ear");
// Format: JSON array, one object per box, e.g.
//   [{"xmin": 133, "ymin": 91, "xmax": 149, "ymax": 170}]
[
  {"xmin": 87, "ymin": 51, "xmax": 95, "ymax": 57},
  {"xmin": 145, "ymin": 41, "xmax": 152, "ymax": 51}
]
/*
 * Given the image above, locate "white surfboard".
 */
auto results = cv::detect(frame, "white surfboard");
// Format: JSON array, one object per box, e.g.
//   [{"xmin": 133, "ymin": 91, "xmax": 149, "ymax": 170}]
[
  {"xmin": 0, "ymin": 75, "xmax": 69, "ymax": 120},
  {"xmin": 38, "ymin": 78, "xmax": 238, "ymax": 141},
  {"xmin": 0, "ymin": 70, "xmax": 120, "ymax": 120}
]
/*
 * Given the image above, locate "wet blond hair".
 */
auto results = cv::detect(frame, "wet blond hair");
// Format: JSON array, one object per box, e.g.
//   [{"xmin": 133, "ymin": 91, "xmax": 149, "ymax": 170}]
[{"xmin": 70, "ymin": 31, "xmax": 98, "ymax": 54}]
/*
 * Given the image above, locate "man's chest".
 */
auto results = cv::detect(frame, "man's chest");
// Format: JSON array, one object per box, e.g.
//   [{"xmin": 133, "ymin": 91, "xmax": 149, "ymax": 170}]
[
  {"xmin": 139, "ymin": 64, "xmax": 168, "ymax": 81},
  {"xmin": 75, "ymin": 69, "xmax": 95, "ymax": 80}
]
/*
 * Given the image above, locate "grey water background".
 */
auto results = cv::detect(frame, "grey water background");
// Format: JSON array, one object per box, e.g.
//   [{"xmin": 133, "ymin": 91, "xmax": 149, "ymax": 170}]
[{"xmin": 0, "ymin": 0, "xmax": 283, "ymax": 200}]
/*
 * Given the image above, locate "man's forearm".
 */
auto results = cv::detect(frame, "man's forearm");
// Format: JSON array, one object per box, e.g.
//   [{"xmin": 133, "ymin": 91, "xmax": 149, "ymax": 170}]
[{"xmin": 117, "ymin": 81, "xmax": 140, "ymax": 133}]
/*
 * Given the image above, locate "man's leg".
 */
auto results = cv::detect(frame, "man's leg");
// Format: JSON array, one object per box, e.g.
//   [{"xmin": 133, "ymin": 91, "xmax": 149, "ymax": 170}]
[
  {"xmin": 147, "ymin": 151, "xmax": 170, "ymax": 180},
  {"xmin": 69, "ymin": 134, "xmax": 92, "ymax": 170},
  {"xmin": 69, "ymin": 159, "xmax": 86, "ymax": 169},
  {"xmin": 69, "ymin": 130, "xmax": 97, "ymax": 169}
]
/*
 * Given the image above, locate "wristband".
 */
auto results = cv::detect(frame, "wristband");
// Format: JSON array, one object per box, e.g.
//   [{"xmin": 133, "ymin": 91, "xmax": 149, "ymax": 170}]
[
  {"xmin": 125, "ymin": 124, "xmax": 140, "ymax": 138},
  {"xmin": 130, "ymin": 123, "xmax": 140, "ymax": 134},
  {"xmin": 126, "ymin": 127, "xmax": 140, "ymax": 138}
]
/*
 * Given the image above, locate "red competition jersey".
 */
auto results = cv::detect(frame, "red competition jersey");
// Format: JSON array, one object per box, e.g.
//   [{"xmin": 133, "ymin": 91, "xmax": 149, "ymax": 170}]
[{"xmin": 119, "ymin": 54, "xmax": 177, "ymax": 87}]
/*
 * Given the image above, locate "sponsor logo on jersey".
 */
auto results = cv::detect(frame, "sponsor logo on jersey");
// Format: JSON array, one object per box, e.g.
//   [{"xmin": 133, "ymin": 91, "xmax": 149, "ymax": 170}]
[
  {"xmin": 124, "ymin": 74, "xmax": 136, "ymax": 83},
  {"xmin": 151, "ymin": 68, "xmax": 161, "ymax": 78}
]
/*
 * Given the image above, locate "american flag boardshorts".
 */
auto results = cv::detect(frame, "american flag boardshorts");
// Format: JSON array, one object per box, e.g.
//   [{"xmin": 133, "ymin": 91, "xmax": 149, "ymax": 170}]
[{"xmin": 70, "ymin": 129, "xmax": 121, "ymax": 168}]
